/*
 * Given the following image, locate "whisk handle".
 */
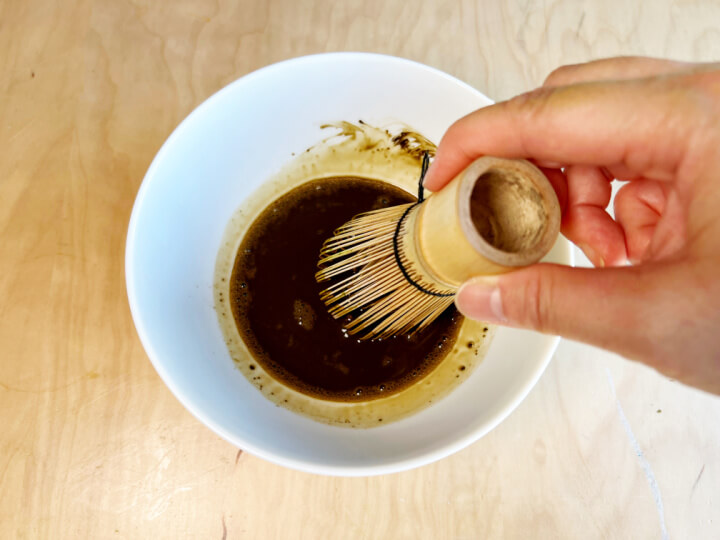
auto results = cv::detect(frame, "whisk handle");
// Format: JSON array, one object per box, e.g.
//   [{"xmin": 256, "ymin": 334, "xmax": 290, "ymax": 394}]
[{"xmin": 412, "ymin": 157, "xmax": 561, "ymax": 288}]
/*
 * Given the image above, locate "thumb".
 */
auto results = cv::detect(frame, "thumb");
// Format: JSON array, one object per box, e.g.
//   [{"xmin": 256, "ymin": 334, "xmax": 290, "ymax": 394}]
[{"xmin": 455, "ymin": 263, "xmax": 673, "ymax": 358}]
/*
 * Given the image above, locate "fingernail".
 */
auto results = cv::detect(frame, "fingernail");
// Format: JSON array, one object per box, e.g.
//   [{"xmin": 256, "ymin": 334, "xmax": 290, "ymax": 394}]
[
  {"xmin": 577, "ymin": 243, "xmax": 605, "ymax": 268},
  {"xmin": 455, "ymin": 278, "xmax": 506, "ymax": 323},
  {"xmin": 422, "ymin": 161, "xmax": 437, "ymax": 188},
  {"xmin": 613, "ymin": 256, "xmax": 632, "ymax": 267}
]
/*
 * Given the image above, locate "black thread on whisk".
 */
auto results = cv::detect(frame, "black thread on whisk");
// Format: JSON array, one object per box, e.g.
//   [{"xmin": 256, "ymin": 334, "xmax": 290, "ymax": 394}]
[
  {"xmin": 417, "ymin": 151, "xmax": 429, "ymax": 202},
  {"xmin": 392, "ymin": 152, "xmax": 454, "ymax": 298}
]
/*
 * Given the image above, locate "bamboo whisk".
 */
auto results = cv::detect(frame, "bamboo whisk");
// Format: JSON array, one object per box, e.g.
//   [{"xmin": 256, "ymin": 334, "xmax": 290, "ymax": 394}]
[{"xmin": 315, "ymin": 155, "xmax": 561, "ymax": 340}]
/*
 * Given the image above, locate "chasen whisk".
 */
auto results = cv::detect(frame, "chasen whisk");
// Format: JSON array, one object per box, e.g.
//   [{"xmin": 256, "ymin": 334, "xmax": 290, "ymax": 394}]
[{"xmin": 315, "ymin": 154, "xmax": 561, "ymax": 340}]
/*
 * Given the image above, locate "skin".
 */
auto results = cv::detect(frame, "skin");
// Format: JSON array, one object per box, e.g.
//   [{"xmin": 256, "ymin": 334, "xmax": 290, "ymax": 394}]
[{"xmin": 423, "ymin": 57, "xmax": 720, "ymax": 395}]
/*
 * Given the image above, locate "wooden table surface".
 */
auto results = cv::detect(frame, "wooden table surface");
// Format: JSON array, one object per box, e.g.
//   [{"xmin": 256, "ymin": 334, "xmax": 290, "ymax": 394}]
[{"xmin": 2, "ymin": 1, "xmax": 719, "ymax": 538}]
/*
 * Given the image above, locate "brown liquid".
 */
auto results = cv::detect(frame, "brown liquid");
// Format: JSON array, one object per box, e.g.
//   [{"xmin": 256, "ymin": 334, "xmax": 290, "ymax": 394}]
[{"xmin": 229, "ymin": 176, "xmax": 462, "ymax": 402}]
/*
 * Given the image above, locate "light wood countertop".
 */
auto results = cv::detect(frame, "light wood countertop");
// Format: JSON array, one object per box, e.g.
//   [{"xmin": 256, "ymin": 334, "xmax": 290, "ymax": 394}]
[{"xmin": 1, "ymin": 1, "xmax": 719, "ymax": 538}]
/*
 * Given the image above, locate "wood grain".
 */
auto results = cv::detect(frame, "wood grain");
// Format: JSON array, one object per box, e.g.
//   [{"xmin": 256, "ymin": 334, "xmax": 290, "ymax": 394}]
[{"xmin": 1, "ymin": 0, "xmax": 719, "ymax": 538}]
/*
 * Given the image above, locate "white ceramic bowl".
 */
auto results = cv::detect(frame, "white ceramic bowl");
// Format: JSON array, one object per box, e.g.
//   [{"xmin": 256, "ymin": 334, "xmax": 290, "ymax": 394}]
[{"xmin": 126, "ymin": 53, "xmax": 572, "ymax": 476}]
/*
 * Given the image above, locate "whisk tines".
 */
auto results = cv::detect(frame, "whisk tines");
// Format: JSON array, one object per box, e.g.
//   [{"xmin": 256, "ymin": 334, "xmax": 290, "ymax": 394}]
[{"xmin": 316, "ymin": 153, "xmax": 455, "ymax": 340}]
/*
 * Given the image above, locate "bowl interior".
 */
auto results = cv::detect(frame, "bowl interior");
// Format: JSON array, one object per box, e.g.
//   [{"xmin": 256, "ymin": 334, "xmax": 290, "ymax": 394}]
[{"xmin": 126, "ymin": 53, "xmax": 572, "ymax": 476}]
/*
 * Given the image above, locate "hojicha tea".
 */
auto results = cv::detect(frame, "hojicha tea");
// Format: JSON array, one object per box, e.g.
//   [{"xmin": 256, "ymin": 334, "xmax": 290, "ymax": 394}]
[
  {"xmin": 214, "ymin": 122, "xmax": 494, "ymax": 427},
  {"xmin": 229, "ymin": 176, "xmax": 463, "ymax": 402}
]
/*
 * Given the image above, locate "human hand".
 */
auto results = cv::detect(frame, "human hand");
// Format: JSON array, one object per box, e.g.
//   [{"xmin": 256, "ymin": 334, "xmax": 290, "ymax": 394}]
[{"xmin": 423, "ymin": 57, "xmax": 720, "ymax": 394}]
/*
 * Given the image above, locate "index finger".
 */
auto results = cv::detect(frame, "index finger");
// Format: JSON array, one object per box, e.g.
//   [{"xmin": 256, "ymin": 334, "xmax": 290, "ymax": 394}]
[
  {"xmin": 423, "ymin": 74, "xmax": 703, "ymax": 191},
  {"xmin": 543, "ymin": 56, "xmax": 695, "ymax": 87}
]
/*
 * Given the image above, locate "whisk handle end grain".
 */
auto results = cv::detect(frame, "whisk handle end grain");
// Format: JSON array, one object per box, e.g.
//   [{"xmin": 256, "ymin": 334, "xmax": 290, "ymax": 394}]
[{"xmin": 414, "ymin": 157, "xmax": 561, "ymax": 287}]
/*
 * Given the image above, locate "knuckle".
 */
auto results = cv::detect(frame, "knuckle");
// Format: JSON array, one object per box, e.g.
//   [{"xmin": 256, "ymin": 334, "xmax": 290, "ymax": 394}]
[
  {"xmin": 504, "ymin": 87, "xmax": 556, "ymax": 153},
  {"xmin": 512, "ymin": 269, "xmax": 553, "ymax": 332},
  {"xmin": 506, "ymin": 86, "xmax": 555, "ymax": 117},
  {"xmin": 693, "ymin": 74, "xmax": 720, "ymax": 125},
  {"xmin": 672, "ymin": 68, "xmax": 720, "ymax": 119},
  {"xmin": 612, "ymin": 184, "xmax": 633, "ymax": 217},
  {"xmin": 544, "ymin": 64, "xmax": 576, "ymax": 86},
  {"xmin": 614, "ymin": 180, "xmax": 640, "ymax": 202},
  {"xmin": 686, "ymin": 66, "xmax": 720, "ymax": 94},
  {"xmin": 665, "ymin": 69, "xmax": 720, "ymax": 153}
]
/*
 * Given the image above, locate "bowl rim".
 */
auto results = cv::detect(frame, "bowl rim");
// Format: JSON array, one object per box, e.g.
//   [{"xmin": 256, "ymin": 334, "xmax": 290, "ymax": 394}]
[{"xmin": 125, "ymin": 51, "xmax": 572, "ymax": 476}]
